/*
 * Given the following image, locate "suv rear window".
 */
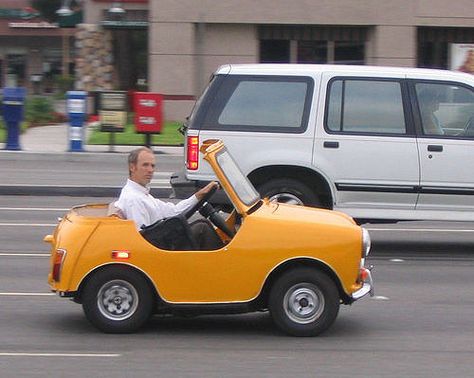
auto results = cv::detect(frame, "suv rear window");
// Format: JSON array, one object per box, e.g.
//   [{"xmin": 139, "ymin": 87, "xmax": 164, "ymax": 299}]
[{"xmin": 193, "ymin": 75, "xmax": 314, "ymax": 133}]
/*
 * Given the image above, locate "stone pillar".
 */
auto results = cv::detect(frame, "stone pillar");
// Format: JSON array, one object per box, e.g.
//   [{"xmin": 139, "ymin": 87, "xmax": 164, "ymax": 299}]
[{"xmin": 75, "ymin": 24, "xmax": 114, "ymax": 91}]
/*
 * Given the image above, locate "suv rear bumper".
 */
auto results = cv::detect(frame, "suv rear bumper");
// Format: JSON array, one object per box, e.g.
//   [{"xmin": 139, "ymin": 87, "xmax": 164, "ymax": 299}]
[
  {"xmin": 170, "ymin": 169, "xmax": 202, "ymax": 199},
  {"xmin": 170, "ymin": 169, "xmax": 230, "ymax": 206}
]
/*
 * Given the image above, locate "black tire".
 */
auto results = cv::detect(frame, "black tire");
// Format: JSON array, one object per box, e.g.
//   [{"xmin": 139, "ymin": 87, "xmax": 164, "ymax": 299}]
[
  {"xmin": 269, "ymin": 268, "xmax": 340, "ymax": 337},
  {"xmin": 257, "ymin": 178, "xmax": 319, "ymax": 206},
  {"xmin": 82, "ymin": 266, "xmax": 153, "ymax": 333}
]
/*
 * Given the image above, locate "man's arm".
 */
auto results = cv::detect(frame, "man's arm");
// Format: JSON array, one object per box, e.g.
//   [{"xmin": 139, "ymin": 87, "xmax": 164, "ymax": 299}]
[
  {"xmin": 195, "ymin": 182, "xmax": 219, "ymax": 201},
  {"xmin": 157, "ymin": 181, "xmax": 219, "ymax": 216}
]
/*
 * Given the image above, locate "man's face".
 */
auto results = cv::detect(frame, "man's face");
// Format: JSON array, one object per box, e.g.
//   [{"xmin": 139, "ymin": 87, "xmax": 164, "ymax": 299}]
[{"xmin": 130, "ymin": 150, "xmax": 155, "ymax": 187}]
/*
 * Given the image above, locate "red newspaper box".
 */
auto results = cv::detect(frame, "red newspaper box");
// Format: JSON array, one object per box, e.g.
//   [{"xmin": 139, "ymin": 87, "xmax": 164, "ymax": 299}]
[{"xmin": 133, "ymin": 92, "xmax": 163, "ymax": 133}]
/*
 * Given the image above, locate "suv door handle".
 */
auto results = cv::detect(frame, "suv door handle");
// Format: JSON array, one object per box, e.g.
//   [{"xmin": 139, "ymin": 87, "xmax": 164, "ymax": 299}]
[
  {"xmin": 324, "ymin": 141, "xmax": 339, "ymax": 149},
  {"xmin": 427, "ymin": 145, "xmax": 443, "ymax": 152}
]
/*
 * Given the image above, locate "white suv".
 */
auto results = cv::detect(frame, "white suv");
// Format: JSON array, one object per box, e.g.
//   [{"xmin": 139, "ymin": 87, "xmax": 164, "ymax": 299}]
[{"xmin": 171, "ymin": 64, "xmax": 474, "ymax": 221}]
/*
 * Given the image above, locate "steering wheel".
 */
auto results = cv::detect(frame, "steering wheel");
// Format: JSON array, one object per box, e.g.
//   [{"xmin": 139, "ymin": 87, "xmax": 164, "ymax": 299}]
[
  {"xmin": 184, "ymin": 185, "xmax": 218, "ymax": 219},
  {"xmin": 199, "ymin": 203, "xmax": 235, "ymax": 238},
  {"xmin": 183, "ymin": 185, "xmax": 235, "ymax": 238}
]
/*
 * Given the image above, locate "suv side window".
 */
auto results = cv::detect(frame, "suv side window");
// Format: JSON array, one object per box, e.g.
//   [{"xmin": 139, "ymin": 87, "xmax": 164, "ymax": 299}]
[
  {"xmin": 198, "ymin": 75, "xmax": 314, "ymax": 133},
  {"xmin": 414, "ymin": 82, "xmax": 474, "ymax": 137},
  {"xmin": 326, "ymin": 79, "xmax": 407, "ymax": 134}
]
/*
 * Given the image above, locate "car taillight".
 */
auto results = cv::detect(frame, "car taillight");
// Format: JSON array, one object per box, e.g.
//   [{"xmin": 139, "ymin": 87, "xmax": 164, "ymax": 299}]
[
  {"xmin": 187, "ymin": 136, "xmax": 199, "ymax": 170},
  {"xmin": 52, "ymin": 249, "xmax": 66, "ymax": 282}
]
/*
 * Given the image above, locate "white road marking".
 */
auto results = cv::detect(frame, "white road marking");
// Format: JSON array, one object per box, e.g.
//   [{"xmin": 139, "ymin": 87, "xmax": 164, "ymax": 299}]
[
  {"xmin": 0, "ymin": 207, "xmax": 68, "ymax": 211},
  {"xmin": 0, "ymin": 223, "xmax": 56, "ymax": 227},
  {"xmin": 0, "ymin": 292, "xmax": 55, "ymax": 296},
  {"xmin": 372, "ymin": 295, "xmax": 390, "ymax": 300},
  {"xmin": 150, "ymin": 179, "xmax": 171, "ymax": 185},
  {"xmin": 0, "ymin": 253, "xmax": 49, "ymax": 257},
  {"xmin": 390, "ymin": 258, "xmax": 405, "ymax": 263},
  {"xmin": 365, "ymin": 227, "xmax": 474, "ymax": 233},
  {"xmin": 0, "ymin": 352, "xmax": 121, "ymax": 358},
  {"xmin": 0, "ymin": 292, "xmax": 56, "ymax": 297}
]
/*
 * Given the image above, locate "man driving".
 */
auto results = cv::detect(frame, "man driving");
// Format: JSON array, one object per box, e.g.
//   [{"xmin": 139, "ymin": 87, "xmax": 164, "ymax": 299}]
[
  {"xmin": 115, "ymin": 147, "xmax": 223, "ymax": 250},
  {"xmin": 418, "ymin": 87, "xmax": 445, "ymax": 136}
]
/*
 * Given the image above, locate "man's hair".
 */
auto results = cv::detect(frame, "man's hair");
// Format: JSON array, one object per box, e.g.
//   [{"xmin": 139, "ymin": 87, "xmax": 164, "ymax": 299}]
[{"xmin": 128, "ymin": 147, "xmax": 153, "ymax": 175}]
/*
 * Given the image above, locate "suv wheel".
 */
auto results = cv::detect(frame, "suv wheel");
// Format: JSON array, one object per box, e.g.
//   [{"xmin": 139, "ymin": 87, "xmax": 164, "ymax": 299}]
[
  {"xmin": 269, "ymin": 268, "xmax": 340, "ymax": 336},
  {"xmin": 257, "ymin": 178, "xmax": 319, "ymax": 206},
  {"xmin": 82, "ymin": 267, "xmax": 153, "ymax": 333}
]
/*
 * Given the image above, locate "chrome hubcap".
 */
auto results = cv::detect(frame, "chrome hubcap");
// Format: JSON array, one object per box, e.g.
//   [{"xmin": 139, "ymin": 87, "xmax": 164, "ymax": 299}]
[
  {"xmin": 269, "ymin": 193, "xmax": 304, "ymax": 206},
  {"xmin": 97, "ymin": 280, "xmax": 139, "ymax": 321},
  {"xmin": 283, "ymin": 284, "xmax": 324, "ymax": 324}
]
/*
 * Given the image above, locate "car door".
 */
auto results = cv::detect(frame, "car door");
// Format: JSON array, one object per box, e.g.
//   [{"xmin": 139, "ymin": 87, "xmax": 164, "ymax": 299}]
[
  {"xmin": 315, "ymin": 73, "xmax": 420, "ymax": 218},
  {"xmin": 412, "ymin": 80, "xmax": 474, "ymax": 216}
]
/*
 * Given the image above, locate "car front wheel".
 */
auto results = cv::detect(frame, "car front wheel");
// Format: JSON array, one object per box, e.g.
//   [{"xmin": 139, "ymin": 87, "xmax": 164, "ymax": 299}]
[
  {"xmin": 82, "ymin": 267, "xmax": 153, "ymax": 333},
  {"xmin": 269, "ymin": 268, "xmax": 340, "ymax": 336}
]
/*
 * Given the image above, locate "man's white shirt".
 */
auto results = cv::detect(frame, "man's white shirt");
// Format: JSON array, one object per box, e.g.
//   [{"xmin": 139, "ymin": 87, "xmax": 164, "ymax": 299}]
[{"xmin": 115, "ymin": 179, "xmax": 198, "ymax": 229}]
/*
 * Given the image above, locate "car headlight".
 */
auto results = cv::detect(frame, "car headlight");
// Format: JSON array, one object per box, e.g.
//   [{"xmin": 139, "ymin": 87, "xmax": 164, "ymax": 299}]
[{"xmin": 361, "ymin": 228, "xmax": 371, "ymax": 258}]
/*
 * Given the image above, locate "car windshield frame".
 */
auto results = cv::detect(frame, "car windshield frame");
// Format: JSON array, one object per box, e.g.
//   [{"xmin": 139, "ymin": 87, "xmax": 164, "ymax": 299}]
[{"xmin": 215, "ymin": 147, "xmax": 261, "ymax": 207}]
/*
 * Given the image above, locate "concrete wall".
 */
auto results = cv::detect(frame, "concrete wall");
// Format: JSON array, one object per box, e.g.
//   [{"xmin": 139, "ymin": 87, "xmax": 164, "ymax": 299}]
[{"xmin": 146, "ymin": 1, "xmax": 411, "ymax": 120}]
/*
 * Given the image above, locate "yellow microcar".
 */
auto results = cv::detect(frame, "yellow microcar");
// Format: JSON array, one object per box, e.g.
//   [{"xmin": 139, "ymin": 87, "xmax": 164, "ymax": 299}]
[{"xmin": 45, "ymin": 140, "xmax": 373, "ymax": 336}]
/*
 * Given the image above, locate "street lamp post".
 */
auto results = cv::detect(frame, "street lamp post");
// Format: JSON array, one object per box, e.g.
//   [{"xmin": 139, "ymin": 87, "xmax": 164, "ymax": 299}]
[
  {"xmin": 56, "ymin": 0, "xmax": 73, "ymax": 77},
  {"xmin": 57, "ymin": 0, "xmax": 73, "ymax": 17},
  {"xmin": 108, "ymin": 2, "xmax": 126, "ymax": 15}
]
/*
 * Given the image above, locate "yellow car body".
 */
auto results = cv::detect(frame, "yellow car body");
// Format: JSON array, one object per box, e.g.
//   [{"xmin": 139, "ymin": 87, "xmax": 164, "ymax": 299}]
[{"xmin": 45, "ymin": 140, "xmax": 373, "ymax": 336}]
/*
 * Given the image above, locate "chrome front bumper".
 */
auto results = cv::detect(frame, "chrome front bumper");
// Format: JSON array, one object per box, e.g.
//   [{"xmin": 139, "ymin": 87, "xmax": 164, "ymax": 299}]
[{"xmin": 351, "ymin": 266, "xmax": 375, "ymax": 300}]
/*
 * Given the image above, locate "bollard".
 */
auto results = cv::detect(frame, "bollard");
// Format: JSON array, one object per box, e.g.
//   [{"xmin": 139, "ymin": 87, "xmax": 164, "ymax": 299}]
[
  {"xmin": 67, "ymin": 91, "xmax": 87, "ymax": 152},
  {"xmin": 2, "ymin": 87, "xmax": 26, "ymax": 151}
]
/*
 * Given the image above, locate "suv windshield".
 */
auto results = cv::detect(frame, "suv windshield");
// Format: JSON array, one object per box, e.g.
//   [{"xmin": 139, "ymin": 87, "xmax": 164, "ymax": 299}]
[{"xmin": 215, "ymin": 148, "xmax": 260, "ymax": 207}]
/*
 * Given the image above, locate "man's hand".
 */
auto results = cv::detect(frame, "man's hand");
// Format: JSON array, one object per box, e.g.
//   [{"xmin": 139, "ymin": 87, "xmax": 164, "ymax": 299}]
[{"xmin": 195, "ymin": 181, "xmax": 219, "ymax": 201}]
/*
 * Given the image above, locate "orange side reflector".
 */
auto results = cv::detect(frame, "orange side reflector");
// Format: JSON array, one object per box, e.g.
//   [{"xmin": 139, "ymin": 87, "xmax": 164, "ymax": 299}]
[
  {"xmin": 112, "ymin": 250, "xmax": 131, "ymax": 260},
  {"xmin": 360, "ymin": 267, "xmax": 369, "ymax": 281}
]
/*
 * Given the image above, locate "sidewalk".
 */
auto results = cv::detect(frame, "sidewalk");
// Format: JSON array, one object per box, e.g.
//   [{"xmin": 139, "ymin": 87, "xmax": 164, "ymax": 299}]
[{"xmin": 0, "ymin": 123, "xmax": 184, "ymax": 154}]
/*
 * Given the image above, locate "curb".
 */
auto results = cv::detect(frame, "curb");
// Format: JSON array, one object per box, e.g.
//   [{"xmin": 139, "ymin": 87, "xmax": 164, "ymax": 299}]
[
  {"xmin": 0, "ymin": 185, "xmax": 172, "ymax": 198},
  {"xmin": 0, "ymin": 147, "xmax": 183, "ymax": 160}
]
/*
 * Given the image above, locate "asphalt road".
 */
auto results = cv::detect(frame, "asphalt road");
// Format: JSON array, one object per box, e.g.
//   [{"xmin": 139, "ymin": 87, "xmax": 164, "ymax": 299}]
[{"xmin": 1, "ymin": 195, "xmax": 474, "ymax": 376}]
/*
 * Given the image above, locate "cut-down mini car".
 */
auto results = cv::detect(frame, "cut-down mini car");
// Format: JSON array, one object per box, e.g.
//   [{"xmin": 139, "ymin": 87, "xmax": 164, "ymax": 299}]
[{"xmin": 45, "ymin": 139, "xmax": 374, "ymax": 336}]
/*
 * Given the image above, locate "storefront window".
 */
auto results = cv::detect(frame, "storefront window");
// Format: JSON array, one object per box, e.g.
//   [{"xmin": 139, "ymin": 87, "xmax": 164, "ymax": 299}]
[
  {"xmin": 297, "ymin": 41, "xmax": 364, "ymax": 64},
  {"xmin": 260, "ymin": 40, "xmax": 290, "ymax": 63},
  {"xmin": 298, "ymin": 41, "xmax": 327, "ymax": 63},
  {"xmin": 417, "ymin": 27, "xmax": 474, "ymax": 70},
  {"xmin": 112, "ymin": 29, "xmax": 148, "ymax": 90},
  {"xmin": 6, "ymin": 54, "xmax": 26, "ymax": 87},
  {"xmin": 418, "ymin": 41, "xmax": 448, "ymax": 69},
  {"xmin": 334, "ymin": 41, "xmax": 365, "ymax": 65},
  {"xmin": 42, "ymin": 48, "xmax": 63, "ymax": 93},
  {"xmin": 259, "ymin": 26, "xmax": 367, "ymax": 65}
]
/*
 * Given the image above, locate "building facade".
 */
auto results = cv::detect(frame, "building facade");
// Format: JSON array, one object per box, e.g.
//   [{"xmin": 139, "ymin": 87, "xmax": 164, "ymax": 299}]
[
  {"xmin": 78, "ymin": 0, "xmax": 148, "ymax": 92},
  {"xmin": 83, "ymin": 0, "xmax": 474, "ymax": 121},
  {"xmin": 0, "ymin": 0, "xmax": 76, "ymax": 94}
]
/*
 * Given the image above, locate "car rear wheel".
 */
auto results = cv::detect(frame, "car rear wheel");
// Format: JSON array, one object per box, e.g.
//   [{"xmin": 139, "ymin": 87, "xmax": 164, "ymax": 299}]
[
  {"xmin": 269, "ymin": 268, "xmax": 340, "ymax": 336},
  {"xmin": 82, "ymin": 267, "xmax": 153, "ymax": 333},
  {"xmin": 257, "ymin": 178, "xmax": 319, "ymax": 206}
]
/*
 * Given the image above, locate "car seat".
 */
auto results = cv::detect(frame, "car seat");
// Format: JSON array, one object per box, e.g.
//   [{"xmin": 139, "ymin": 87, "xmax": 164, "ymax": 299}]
[{"xmin": 140, "ymin": 214, "xmax": 198, "ymax": 250}]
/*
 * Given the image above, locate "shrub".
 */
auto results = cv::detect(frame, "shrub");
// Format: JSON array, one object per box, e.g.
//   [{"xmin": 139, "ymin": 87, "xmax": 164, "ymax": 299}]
[
  {"xmin": 25, "ymin": 97, "xmax": 55, "ymax": 126},
  {"xmin": 54, "ymin": 75, "xmax": 75, "ymax": 97}
]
